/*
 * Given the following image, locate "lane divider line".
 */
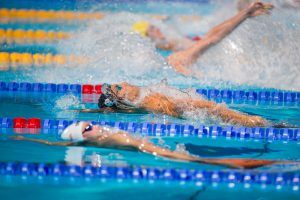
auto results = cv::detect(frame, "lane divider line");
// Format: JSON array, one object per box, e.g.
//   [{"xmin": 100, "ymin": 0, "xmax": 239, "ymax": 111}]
[
  {"xmin": 0, "ymin": 117, "xmax": 299, "ymax": 141},
  {"xmin": 0, "ymin": 28, "xmax": 70, "ymax": 44},
  {"xmin": 0, "ymin": 82, "xmax": 299, "ymax": 104},
  {"xmin": 0, "ymin": 8, "xmax": 104, "ymax": 23},
  {"xmin": 0, "ymin": 52, "xmax": 86, "ymax": 70},
  {"xmin": 0, "ymin": 162, "xmax": 299, "ymax": 189},
  {"xmin": 0, "ymin": 8, "xmax": 205, "ymax": 24}
]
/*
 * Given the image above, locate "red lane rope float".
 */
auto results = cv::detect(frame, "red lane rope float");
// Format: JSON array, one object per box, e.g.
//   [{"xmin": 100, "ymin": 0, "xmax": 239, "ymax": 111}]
[
  {"xmin": 13, "ymin": 117, "xmax": 41, "ymax": 129},
  {"xmin": 13, "ymin": 117, "xmax": 41, "ymax": 134},
  {"xmin": 82, "ymin": 84, "xmax": 102, "ymax": 94}
]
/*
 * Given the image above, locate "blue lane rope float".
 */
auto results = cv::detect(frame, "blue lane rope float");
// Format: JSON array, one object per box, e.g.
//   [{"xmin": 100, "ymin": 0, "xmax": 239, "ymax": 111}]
[
  {"xmin": 0, "ymin": 117, "xmax": 299, "ymax": 142},
  {"xmin": 0, "ymin": 81, "xmax": 299, "ymax": 104},
  {"xmin": 0, "ymin": 162, "xmax": 299, "ymax": 190}
]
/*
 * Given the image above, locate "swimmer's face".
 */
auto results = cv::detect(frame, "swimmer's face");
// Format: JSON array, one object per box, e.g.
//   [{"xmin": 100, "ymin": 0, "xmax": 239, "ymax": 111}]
[
  {"xmin": 146, "ymin": 25, "xmax": 165, "ymax": 40},
  {"xmin": 81, "ymin": 122, "xmax": 101, "ymax": 139},
  {"xmin": 111, "ymin": 82, "xmax": 140, "ymax": 102}
]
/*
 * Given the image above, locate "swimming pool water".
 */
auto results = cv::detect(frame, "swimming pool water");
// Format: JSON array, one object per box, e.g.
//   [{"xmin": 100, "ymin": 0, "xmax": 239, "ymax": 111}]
[{"xmin": 1, "ymin": 0, "xmax": 300, "ymax": 199}]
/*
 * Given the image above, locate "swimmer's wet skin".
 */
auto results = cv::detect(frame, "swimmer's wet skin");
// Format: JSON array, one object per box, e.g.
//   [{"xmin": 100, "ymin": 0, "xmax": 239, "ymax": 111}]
[
  {"xmin": 11, "ymin": 122, "xmax": 292, "ymax": 169},
  {"xmin": 87, "ymin": 82, "xmax": 267, "ymax": 127}
]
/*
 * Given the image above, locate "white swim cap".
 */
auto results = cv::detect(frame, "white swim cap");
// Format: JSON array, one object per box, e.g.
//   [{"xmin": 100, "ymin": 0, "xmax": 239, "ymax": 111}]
[{"xmin": 61, "ymin": 122, "xmax": 85, "ymax": 141}]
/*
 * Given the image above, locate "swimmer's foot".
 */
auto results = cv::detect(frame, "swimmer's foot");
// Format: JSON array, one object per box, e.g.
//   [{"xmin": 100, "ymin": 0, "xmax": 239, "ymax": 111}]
[
  {"xmin": 167, "ymin": 51, "xmax": 196, "ymax": 76},
  {"xmin": 247, "ymin": 2, "xmax": 274, "ymax": 17}
]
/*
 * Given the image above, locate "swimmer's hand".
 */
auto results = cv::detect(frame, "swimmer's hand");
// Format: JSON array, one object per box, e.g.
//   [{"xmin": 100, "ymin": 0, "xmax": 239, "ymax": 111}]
[
  {"xmin": 76, "ymin": 109, "xmax": 103, "ymax": 113},
  {"xmin": 167, "ymin": 51, "xmax": 195, "ymax": 76},
  {"xmin": 10, "ymin": 135, "xmax": 25, "ymax": 140},
  {"xmin": 246, "ymin": 115, "xmax": 268, "ymax": 127},
  {"xmin": 248, "ymin": 2, "xmax": 274, "ymax": 17},
  {"xmin": 227, "ymin": 112, "xmax": 268, "ymax": 127}
]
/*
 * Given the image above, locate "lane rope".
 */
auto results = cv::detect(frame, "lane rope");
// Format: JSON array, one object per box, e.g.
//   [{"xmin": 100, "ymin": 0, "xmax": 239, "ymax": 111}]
[
  {"xmin": 0, "ymin": 52, "xmax": 86, "ymax": 70},
  {"xmin": 0, "ymin": 117, "xmax": 299, "ymax": 142},
  {"xmin": 0, "ymin": 162, "xmax": 299, "ymax": 190},
  {"xmin": 0, "ymin": 8, "xmax": 205, "ymax": 24},
  {"xmin": 0, "ymin": 28, "xmax": 70, "ymax": 44},
  {"xmin": 0, "ymin": 8, "xmax": 104, "ymax": 23},
  {"xmin": 0, "ymin": 82, "xmax": 299, "ymax": 104}
]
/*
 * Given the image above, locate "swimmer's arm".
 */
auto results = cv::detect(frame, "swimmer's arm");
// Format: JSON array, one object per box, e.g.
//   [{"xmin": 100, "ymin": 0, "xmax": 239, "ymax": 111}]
[
  {"xmin": 155, "ymin": 40, "xmax": 176, "ymax": 50},
  {"xmin": 187, "ymin": 99, "xmax": 267, "ymax": 127},
  {"xmin": 73, "ymin": 108, "xmax": 116, "ymax": 113},
  {"xmin": 210, "ymin": 105, "xmax": 267, "ymax": 127},
  {"xmin": 139, "ymin": 93, "xmax": 181, "ymax": 118},
  {"xmin": 155, "ymin": 39, "xmax": 194, "ymax": 51},
  {"xmin": 167, "ymin": 2, "xmax": 273, "ymax": 76},
  {"xmin": 190, "ymin": 2, "xmax": 273, "ymax": 56},
  {"xmin": 99, "ymin": 131, "xmax": 280, "ymax": 169},
  {"xmin": 97, "ymin": 131, "xmax": 199, "ymax": 161},
  {"xmin": 11, "ymin": 136, "xmax": 76, "ymax": 146}
]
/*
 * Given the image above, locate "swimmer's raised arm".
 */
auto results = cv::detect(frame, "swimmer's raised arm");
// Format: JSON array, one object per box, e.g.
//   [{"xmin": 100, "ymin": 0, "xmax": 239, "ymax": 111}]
[{"xmin": 167, "ymin": 1, "xmax": 274, "ymax": 76}]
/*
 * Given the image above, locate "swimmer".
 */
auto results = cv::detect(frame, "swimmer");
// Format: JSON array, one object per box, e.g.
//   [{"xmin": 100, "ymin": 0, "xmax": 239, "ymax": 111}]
[
  {"xmin": 134, "ymin": 2, "xmax": 273, "ymax": 76},
  {"xmin": 132, "ymin": 21, "xmax": 195, "ymax": 51},
  {"xmin": 83, "ymin": 82, "xmax": 267, "ymax": 127},
  {"xmin": 11, "ymin": 121, "xmax": 290, "ymax": 169}
]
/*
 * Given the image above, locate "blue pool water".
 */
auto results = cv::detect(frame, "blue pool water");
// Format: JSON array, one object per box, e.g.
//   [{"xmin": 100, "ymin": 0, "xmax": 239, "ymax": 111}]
[{"xmin": 0, "ymin": 0, "xmax": 300, "ymax": 199}]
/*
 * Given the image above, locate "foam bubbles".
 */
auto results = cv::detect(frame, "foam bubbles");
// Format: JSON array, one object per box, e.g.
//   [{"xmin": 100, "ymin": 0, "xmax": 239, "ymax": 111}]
[
  {"xmin": 55, "ymin": 94, "xmax": 84, "ymax": 110},
  {"xmin": 55, "ymin": 12, "xmax": 172, "ymax": 85}
]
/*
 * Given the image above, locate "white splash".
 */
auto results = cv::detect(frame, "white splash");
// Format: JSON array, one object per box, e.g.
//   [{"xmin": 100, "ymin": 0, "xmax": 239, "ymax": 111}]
[
  {"xmin": 55, "ymin": 94, "xmax": 84, "ymax": 109},
  {"xmin": 191, "ymin": 7, "xmax": 300, "ymax": 90}
]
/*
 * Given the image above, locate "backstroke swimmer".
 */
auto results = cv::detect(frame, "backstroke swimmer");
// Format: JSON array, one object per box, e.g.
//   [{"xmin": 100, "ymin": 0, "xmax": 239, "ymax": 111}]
[
  {"xmin": 134, "ymin": 2, "xmax": 274, "ymax": 75},
  {"xmin": 12, "ymin": 121, "xmax": 292, "ymax": 169},
  {"xmin": 82, "ymin": 82, "xmax": 268, "ymax": 127}
]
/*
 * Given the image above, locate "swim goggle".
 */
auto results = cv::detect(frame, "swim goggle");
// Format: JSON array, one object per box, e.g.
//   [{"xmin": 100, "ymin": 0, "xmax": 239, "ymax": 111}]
[
  {"xmin": 98, "ymin": 83, "xmax": 136, "ymax": 110},
  {"xmin": 83, "ymin": 123, "xmax": 93, "ymax": 134}
]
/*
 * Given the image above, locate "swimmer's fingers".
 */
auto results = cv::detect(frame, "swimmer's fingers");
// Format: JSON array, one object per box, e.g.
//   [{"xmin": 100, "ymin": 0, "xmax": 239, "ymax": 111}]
[
  {"xmin": 263, "ymin": 3, "xmax": 274, "ymax": 11},
  {"xmin": 249, "ymin": 2, "xmax": 274, "ymax": 17},
  {"xmin": 10, "ymin": 135, "xmax": 25, "ymax": 140},
  {"xmin": 72, "ymin": 109, "xmax": 102, "ymax": 113},
  {"xmin": 250, "ymin": 9, "xmax": 270, "ymax": 17},
  {"xmin": 248, "ymin": 116, "xmax": 268, "ymax": 127}
]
